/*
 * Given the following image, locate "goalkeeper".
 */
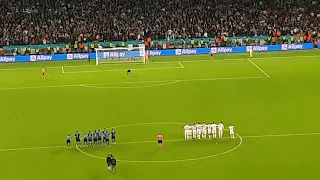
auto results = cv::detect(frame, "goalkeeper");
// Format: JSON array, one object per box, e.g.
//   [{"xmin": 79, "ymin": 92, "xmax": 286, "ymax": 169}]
[{"xmin": 127, "ymin": 69, "xmax": 131, "ymax": 77}]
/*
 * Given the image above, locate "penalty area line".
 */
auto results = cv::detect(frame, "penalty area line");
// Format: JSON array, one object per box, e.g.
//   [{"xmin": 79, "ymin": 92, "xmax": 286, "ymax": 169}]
[
  {"xmin": 247, "ymin": 59, "xmax": 270, "ymax": 77},
  {"xmin": 178, "ymin": 61, "xmax": 184, "ymax": 68}
]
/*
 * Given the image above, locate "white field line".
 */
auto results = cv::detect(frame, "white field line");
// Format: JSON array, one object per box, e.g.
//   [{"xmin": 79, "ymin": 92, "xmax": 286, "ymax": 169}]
[
  {"xmin": 241, "ymin": 132, "xmax": 320, "ymax": 138},
  {"xmin": 79, "ymin": 80, "xmax": 181, "ymax": 89},
  {"xmin": 0, "ymin": 54, "xmax": 319, "ymax": 72},
  {"xmin": 247, "ymin": 59, "xmax": 270, "ymax": 77},
  {"xmin": 178, "ymin": 61, "xmax": 184, "ymax": 68},
  {"xmin": 64, "ymin": 66, "xmax": 183, "ymax": 74},
  {"xmin": 0, "ymin": 76, "xmax": 266, "ymax": 91},
  {"xmin": 1, "ymin": 132, "xmax": 320, "ymax": 153},
  {"xmin": 0, "ymin": 145, "xmax": 64, "ymax": 152},
  {"xmin": 61, "ymin": 67, "xmax": 65, "ymax": 73}
]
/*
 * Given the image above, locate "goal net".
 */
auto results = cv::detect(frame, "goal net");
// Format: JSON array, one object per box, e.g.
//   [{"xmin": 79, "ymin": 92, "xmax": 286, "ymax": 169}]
[{"xmin": 95, "ymin": 46, "xmax": 146, "ymax": 65}]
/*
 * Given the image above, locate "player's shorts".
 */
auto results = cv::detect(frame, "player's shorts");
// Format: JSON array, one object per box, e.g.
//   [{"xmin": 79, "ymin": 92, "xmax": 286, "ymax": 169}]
[
  {"xmin": 66, "ymin": 140, "xmax": 70, "ymax": 143},
  {"xmin": 76, "ymin": 138, "xmax": 80, "ymax": 142},
  {"xmin": 42, "ymin": 73, "xmax": 45, "ymax": 76},
  {"xmin": 210, "ymin": 54, "xmax": 213, "ymax": 57},
  {"xmin": 94, "ymin": 138, "xmax": 97, "ymax": 142},
  {"xmin": 98, "ymin": 137, "xmax": 102, "ymax": 141},
  {"xmin": 84, "ymin": 139, "xmax": 87, "ymax": 142},
  {"xmin": 158, "ymin": 140, "xmax": 162, "ymax": 144},
  {"xmin": 112, "ymin": 136, "xmax": 115, "ymax": 140},
  {"xmin": 88, "ymin": 138, "xmax": 92, "ymax": 142},
  {"xmin": 127, "ymin": 70, "xmax": 131, "ymax": 73}
]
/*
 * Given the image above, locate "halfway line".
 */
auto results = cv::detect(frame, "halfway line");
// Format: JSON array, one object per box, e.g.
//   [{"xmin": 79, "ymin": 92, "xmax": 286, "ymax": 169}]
[{"xmin": 1, "ymin": 132, "xmax": 320, "ymax": 152}]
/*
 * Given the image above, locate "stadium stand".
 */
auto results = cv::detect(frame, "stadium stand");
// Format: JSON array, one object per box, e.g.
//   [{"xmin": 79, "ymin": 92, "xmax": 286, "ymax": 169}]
[{"xmin": 0, "ymin": 0, "xmax": 319, "ymax": 49}]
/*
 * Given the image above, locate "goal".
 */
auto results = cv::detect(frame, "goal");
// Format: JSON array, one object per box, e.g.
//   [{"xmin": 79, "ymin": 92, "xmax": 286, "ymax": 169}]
[{"xmin": 95, "ymin": 46, "xmax": 146, "ymax": 65}]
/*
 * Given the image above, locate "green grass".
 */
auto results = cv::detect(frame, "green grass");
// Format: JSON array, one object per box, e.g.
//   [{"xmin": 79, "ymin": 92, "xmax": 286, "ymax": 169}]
[{"xmin": 1, "ymin": 49, "xmax": 320, "ymax": 180}]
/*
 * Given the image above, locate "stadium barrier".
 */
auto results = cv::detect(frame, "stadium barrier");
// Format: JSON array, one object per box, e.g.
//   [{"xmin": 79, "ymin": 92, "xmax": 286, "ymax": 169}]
[
  {"xmin": 2, "ymin": 35, "xmax": 301, "ymax": 51},
  {"xmin": 0, "ymin": 43, "xmax": 314, "ymax": 63}
]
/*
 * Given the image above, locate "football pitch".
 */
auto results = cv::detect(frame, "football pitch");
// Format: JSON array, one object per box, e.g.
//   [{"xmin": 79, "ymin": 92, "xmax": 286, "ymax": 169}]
[{"xmin": 0, "ymin": 50, "xmax": 320, "ymax": 180}]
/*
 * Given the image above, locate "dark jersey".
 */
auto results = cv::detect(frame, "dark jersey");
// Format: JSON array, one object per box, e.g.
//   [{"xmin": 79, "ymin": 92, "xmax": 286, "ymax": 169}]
[
  {"xmin": 75, "ymin": 132, "xmax": 80, "ymax": 139},
  {"xmin": 111, "ymin": 158, "xmax": 117, "ymax": 166},
  {"xmin": 66, "ymin": 135, "xmax": 71, "ymax": 142},
  {"xmin": 98, "ymin": 131, "xmax": 102, "ymax": 139},
  {"xmin": 104, "ymin": 132, "xmax": 110, "ymax": 140},
  {"xmin": 111, "ymin": 130, "xmax": 116, "ymax": 137},
  {"xmin": 106, "ymin": 156, "xmax": 111, "ymax": 165},
  {"xmin": 88, "ymin": 133, "xmax": 93, "ymax": 139}
]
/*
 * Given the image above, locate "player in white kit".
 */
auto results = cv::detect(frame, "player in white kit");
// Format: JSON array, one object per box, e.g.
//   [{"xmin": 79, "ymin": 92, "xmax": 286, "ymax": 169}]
[
  {"xmin": 202, "ymin": 122, "xmax": 207, "ymax": 138},
  {"xmin": 192, "ymin": 123, "xmax": 197, "ymax": 139},
  {"xmin": 184, "ymin": 124, "xmax": 189, "ymax": 140},
  {"xmin": 207, "ymin": 123, "xmax": 212, "ymax": 138},
  {"xmin": 229, "ymin": 124, "xmax": 235, "ymax": 139},
  {"xmin": 196, "ymin": 122, "xmax": 202, "ymax": 139},
  {"xmin": 187, "ymin": 124, "xmax": 193, "ymax": 139},
  {"xmin": 218, "ymin": 121, "xmax": 224, "ymax": 138},
  {"xmin": 211, "ymin": 122, "xmax": 217, "ymax": 138}
]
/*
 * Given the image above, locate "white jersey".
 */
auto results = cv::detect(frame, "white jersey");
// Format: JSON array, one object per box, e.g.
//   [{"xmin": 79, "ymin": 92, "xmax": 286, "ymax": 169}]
[
  {"xmin": 211, "ymin": 124, "xmax": 217, "ymax": 132},
  {"xmin": 218, "ymin": 123, "xmax": 224, "ymax": 131},
  {"xmin": 192, "ymin": 125, "xmax": 197, "ymax": 132},
  {"xmin": 229, "ymin": 125, "xmax": 234, "ymax": 134},
  {"xmin": 184, "ymin": 125, "xmax": 188, "ymax": 132},
  {"xmin": 207, "ymin": 124, "xmax": 212, "ymax": 132},
  {"xmin": 202, "ymin": 124, "xmax": 207, "ymax": 133},
  {"xmin": 196, "ymin": 124, "xmax": 202, "ymax": 133}
]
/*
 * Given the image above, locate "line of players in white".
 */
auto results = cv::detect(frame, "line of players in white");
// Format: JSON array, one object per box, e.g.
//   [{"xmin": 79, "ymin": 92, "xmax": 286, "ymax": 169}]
[{"xmin": 184, "ymin": 122, "xmax": 235, "ymax": 139}]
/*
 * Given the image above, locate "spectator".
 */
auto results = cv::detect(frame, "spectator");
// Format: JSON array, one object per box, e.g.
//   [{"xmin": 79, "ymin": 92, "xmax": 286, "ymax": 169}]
[{"xmin": 0, "ymin": 0, "xmax": 319, "ymax": 46}]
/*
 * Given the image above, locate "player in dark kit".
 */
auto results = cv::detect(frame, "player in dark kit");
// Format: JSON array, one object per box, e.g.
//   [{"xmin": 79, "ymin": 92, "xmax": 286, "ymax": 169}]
[
  {"xmin": 98, "ymin": 130, "xmax": 102, "ymax": 146},
  {"xmin": 102, "ymin": 129, "xmax": 107, "ymax": 144},
  {"xmin": 75, "ymin": 131, "xmax": 81, "ymax": 147},
  {"xmin": 66, "ymin": 134, "xmax": 71, "ymax": 148},
  {"xmin": 127, "ymin": 69, "xmax": 131, "ymax": 77},
  {"xmin": 83, "ymin": 134, "xmax": 88, "ymax": 146},
  {"xmin": 88, "ymin": 131, "xmax": 93, "ymax": 146},
  {"xmin": 111, "ymin": 129, "xmax": 116, "ymax": 144},
  {"xmin": 93, "ymin": 130, "xmax": 98, "ymax": 146},
  {"xmin": 106, "ymin": 154, "xmax": 112, "ymax": 173},
  {"xmin": 110, "ymin": 155, "xmax": 117, "ymax": 174},
  {"xmin": 104, "ymin": 130, "xmax": 110, "ymax": 146}
]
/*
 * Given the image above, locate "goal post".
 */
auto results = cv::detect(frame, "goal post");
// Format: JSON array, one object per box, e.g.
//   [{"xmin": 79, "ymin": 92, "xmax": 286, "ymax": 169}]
[{"xmin": 95, "ymin": 46, "xmax": 146, "ymax": 65}]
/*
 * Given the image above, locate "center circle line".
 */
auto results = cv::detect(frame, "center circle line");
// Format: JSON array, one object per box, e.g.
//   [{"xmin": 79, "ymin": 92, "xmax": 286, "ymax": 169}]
[{"xmin": 76, "ymin": 122, "xmax": 243, "ymax": 163}]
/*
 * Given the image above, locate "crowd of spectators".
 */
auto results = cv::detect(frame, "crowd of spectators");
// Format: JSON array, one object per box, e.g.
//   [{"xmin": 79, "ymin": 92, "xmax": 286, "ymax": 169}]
[{"xmin": 0, "ymin": 0, "xmax": 319, "ymax": 46}]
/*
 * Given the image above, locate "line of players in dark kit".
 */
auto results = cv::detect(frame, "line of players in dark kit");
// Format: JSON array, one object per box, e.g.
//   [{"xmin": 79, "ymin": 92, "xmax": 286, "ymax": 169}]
[{"xmin": 66, "ymin": 128, "xmax": 116, "ymax": 148}]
